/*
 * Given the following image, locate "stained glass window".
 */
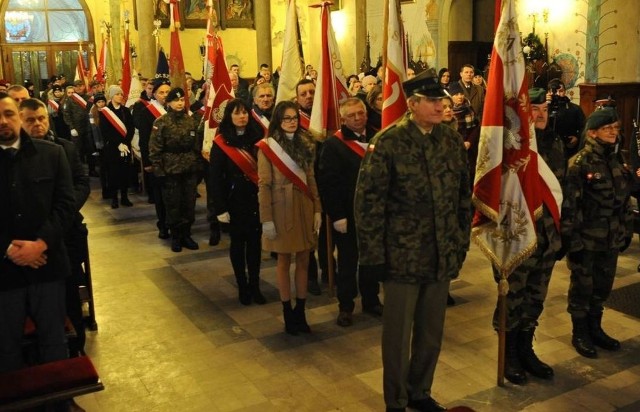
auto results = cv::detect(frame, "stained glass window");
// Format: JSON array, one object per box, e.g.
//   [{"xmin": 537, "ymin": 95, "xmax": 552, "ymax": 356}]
[{"xmin": 4, "ymin": 0, "xmax": 88, "ymax": 43}]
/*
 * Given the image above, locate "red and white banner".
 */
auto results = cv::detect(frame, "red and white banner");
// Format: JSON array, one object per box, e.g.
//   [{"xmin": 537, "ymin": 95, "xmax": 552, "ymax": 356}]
[
  {"xmin": 256, "ymin": 138, "xmax": 313, "ymax": 200},
  {"xmin": 121, "ymin": 16, "xmax": 132, "ymax": 102},
  {"xmin": 276, "ymin": 0, "xmax": 305, "ymax": 103},
  {"xmin": 74, "ymin": 50, "xmax": 88, "ymax": 89},
  {"xmin": 97, "ymin": 36, "xmax": 108, "ymax": 84},
  {"xmin": 471, "ymin": 0, "xmax": 562, "ymax": 277},
  {"xmin": 308, "ymin": 2, "xmax": 350, "ymax": 139},
  {"xmin": 381, "ymin": 0, "xmax": 408, "ymax": 128},
  {"xmin": 99, "ymin": 106, "xmax": 128, "ymax": 138},
  {"xmin": 167, "ymin": 0, "xmax": 188, "ymax": 98},
  {"xmin": 335, "ymin": 130, "xmax": 366, "ymax": 158},
  {"xmin": 213, "ymin": 135, "xmax": 259, "ymax": 185}
]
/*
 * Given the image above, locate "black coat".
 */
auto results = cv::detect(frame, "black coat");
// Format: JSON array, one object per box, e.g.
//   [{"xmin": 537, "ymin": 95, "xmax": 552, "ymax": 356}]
[
  {"xmin": 99, "ymin": 102, "xmax": 135, "ymax": 163},
  {"xmin": 132, "ymin": 99, "xmax": 162, "ymax": 167},
  {"xmin": 209, "ymin": 131, "xmax": 261, "ymax": 230},
  {"xmin": 0, "ymin": 132, "xmax": 75, "ymax": 291}
]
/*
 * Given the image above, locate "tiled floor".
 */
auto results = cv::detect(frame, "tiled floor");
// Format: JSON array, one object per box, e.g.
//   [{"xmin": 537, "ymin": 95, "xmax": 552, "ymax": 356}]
[{"xmin": 74, "ymin": 182, "xmax": 640, "ymax": 411}]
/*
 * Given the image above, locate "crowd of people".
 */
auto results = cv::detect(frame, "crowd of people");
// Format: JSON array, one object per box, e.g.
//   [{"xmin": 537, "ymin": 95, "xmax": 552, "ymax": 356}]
[{"xmin": 0, "ymin": 57, "xmax": 635, "ymax": 412}]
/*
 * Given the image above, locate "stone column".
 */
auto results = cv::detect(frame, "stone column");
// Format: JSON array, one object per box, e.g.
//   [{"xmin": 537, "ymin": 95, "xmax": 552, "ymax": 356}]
[
  {"xmin": 109, "ymin": 0, "xmax": 122, "ymax": 82},
  {"xmin": 136, "ymin": 0, "xmax": 157, "ymax": 77},
  {"xmin": 254, "ymin": 0, "xmax": 272, "ymax": 69}
]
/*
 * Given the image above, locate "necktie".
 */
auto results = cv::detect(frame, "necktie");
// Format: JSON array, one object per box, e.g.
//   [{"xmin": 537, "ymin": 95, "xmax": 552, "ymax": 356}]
[{"xmin": 3, "ymin": 147, "xmax": 18, "ymax": 158}]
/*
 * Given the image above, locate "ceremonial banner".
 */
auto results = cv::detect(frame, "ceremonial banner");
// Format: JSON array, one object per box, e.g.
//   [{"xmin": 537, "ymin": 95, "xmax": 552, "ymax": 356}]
[
  {"xmin": 97, "ymin": 36, "xmax": 108, "ymax": 83},
  {"xmin": 74, "ymin": 49, "xmax": 88, "ymax": 89},
  {"xmin": 168, "ymin": 0, "xmax": 188, "ymax": 96},
  {"xmin": 308, "ymin": 2, "xmax": 349, "ymax": 139},
  {"xmin": 121, "ymin": 14, "xmax": 132, "ymax": 101},
  {"xmin": 275, "ymin": 0, "xmax": 305, "ymax": 103},
  {"xmin": 381, "ymin": 0, "xmax": 408, "ymax": 128}
]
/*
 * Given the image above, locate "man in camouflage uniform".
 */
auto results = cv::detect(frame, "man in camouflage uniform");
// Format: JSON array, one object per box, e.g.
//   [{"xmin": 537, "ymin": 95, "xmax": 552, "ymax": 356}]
[
  {"xmin": 149, "ymin": 87, "xmax": 201, "ymax": 253},
  {"xmin": 493, "ymin": 88, "xmax": 565, "ymax": 385},
  {"xmin": 355, "ymin": 71, "xmax": 470, "ymax": 412},
  {"xmin": 561, "ymin": 108, "xmax": 633, "ymax": 358}
]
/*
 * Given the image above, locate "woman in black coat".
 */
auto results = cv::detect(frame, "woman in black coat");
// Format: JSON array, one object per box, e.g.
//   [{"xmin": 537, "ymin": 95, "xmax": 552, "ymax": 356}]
[
  {"xmin": 99, "ymin": 86, "xmax": 135, "ymax": 208},
  {"xmin": 209, "ymin": 98, "xmax": 266, "ymax": 305}
]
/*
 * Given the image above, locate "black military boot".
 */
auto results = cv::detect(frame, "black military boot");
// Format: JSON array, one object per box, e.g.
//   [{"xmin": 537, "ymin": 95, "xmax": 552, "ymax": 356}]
[
  {"xmin": 282, "ymin": 301, "xmax": 297, "ymax": 335},
  {"xmin": 157, "ymin": 222, "xmax": 170, "ymax": 239},
  {"xmin": 588, "ymin": 312, "xmax": 621, "ymax": 351},
  {"xmin": 171, "ymin": 229, "xmax": 182, "ymax": 253},
  {"xmin": 571, "ymin": 315, "xmax": 598, "ymax": 358},
  {"xmin": 209, "ymin": 221, "xmax": 221, "ymax": 246},
  {"xmin": 181, "ymin": 231, "xmax": 199, "ymax": 250},
  {"xmin": 249, "ymin": 274, "xmax": 266, "ymax": 305},
  {"xmin": 517, "ymin": 328, "xmax": 554, "ymax": 379},
  {"xmin": 237, "ymin": 275, "xmax": 251, "ymax": 306},
  {"xmin": 120, "ymin": 190, "xmax": 133, "ymax": 207},
  {"xmin": 504, "ymin": 329, "xmax": 527, "ymax": 384},
  {"xmin": 293, "ymin": 298, "xmax": 311, "ymax": 334}
]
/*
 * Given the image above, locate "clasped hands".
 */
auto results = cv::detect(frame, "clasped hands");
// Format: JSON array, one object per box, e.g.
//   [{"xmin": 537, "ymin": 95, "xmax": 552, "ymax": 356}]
[
  {"xmin": 118, "ymin": 143, "xmax": 130, "ymax": 157},
  {"xmin": 5, "ymin": 239, "xmax": 48, "ymax": 269}
]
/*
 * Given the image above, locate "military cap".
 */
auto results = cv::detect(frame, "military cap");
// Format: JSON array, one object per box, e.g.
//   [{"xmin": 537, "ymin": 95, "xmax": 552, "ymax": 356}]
[
  {"xmin": 166, "ymin": 87, "xmax": 185, "ymax": 103},
  {"xmin": 594, "ymin": 94, "xmax": 616, "ymax": 108},
  {"xmin": 528, "ymin": 87, "xmax": 547, "ymax": 104},
  {"xmin": 447, "ymin": 82, "xmax": 464, "ymax": 96},
  {"xmin": 107, "ymin": 85, "xmax": 123, "ymax": 100},
  {"xmin": 585, "ymin": 108, "xmax": 618, "ymax": 130},
  {"xmin": 52, "ymin": 85, "xmax": 64, "ymax": 93},
  {"xmin": 93, "ymin": 93, "xmax": 107, "ymax": 104},
  {"xmin": 402, "ymin": 69, "xmax": 446, "ymax": 99},
  {"xmin": 152, "ymin": 78, "xmax": 171, "ymax": 94}
]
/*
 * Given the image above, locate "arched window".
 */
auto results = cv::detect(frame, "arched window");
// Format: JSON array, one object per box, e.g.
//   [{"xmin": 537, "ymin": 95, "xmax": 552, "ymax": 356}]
[{"xmin": 1, "ymin": 0, "xmax": 94, "ymax": 94}]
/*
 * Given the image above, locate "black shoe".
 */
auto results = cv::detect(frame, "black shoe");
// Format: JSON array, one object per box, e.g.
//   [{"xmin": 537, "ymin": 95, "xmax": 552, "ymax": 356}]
[
  {"xmin": 336, "ymin": 311, "xmax": 353, "ymax": 327},
  {"xmin": 158, "ymin": 228, "xmax": 170, "ymax": 239},
  {"xmin": 407, "ymin": 396, "xmax": 447, "ymax": 411},
  {"xmin": 447, "ymin": 293, "xmax": 456, "ymax": 306},
  {"xmin": 111, "ymin": 198, "xmax": 119, "ymax": 209},
  {"xmin": 504, "ymin": 330, "xmax": 528, "ymax": 385},
  {"xmin": 517, "ymin": 328, "xmax": 554, "ymax": 379},
  {"xmin": 572, "ymin": 335, "xmax": 598, "ymax": 358},
  {"xmin": 239, "ymin": 285, "xmax": 252, "ymax": 306},
  {"xmin": 294, "ymin": 298, "xmax": 311, "ymax": 333},
  {"xmin": 588, "ymin": 312, "xmax": 621, "ymax": 351},
  {"xmin": 307, "ymin": 279, "xmax": 321, "ymax": 296},
  {"xmin": 181, "ymin": 236, "xmax": 199, "ymax": 250},
  {"xmin": 120, "ymin": 197, "xmax": 133, "ymax": 207},
  {"xmin": 209, "ymin": 229, "xmax": 221, "ymax": 246},
  {"xmin": 171, "ymin": 238, "xmax": 182, "ymax": 253},
  {"xmin": 363, "ymin": 304, "xmax": 384, "ymax": 317}
]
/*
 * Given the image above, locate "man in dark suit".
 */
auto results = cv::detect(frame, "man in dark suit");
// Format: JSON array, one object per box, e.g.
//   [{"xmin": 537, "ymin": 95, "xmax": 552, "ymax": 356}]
[
  {"xmin": 458, "ymin": 64, "xmax": 485, "ymax": 120},
  {"xmin": 0, "ymin": 92, "xmax": 75, "ymax": 372}
]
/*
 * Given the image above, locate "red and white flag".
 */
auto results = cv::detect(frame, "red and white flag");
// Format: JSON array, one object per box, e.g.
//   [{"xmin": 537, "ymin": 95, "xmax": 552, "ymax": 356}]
[
  {"xmin": 167, "ymin": 0, "xmax": 188, "ymax": 96},
  {"xmin": 74, "ymin": 49, "xmax": 87, "ymax": 89},
  {"xmin": 276, "ymin": 0, "xmax": 305, "ymax": 103},
  {"xmin": 471, "ymin": 0, "xmax": 562, "ymax": 277},
  {"xmin": 202, "ymin": 0, "xmax": 234, "ymax": 155},
  {"xmin": 97, "ymin": 36, "xmax": 108, "ymax": 84},
  {"xmin": 308, "ymin": 2, "xmax": 350, "ymax": 139},
  {"xmin": 88, "ymin": 47, "xmax": 98, "ymax": 83},
  {"xmin": 121, "ymin": 15, "xmax": 132, "ymax": 101},
  {"xmin": 381, "ymin": 0, "xmax": 407, "ymax": 128}
]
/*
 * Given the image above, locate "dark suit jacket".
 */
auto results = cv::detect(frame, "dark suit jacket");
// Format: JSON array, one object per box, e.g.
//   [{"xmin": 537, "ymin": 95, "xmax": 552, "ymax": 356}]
[
  {"xmin": 458, "ymin": 79, "xmax": 485, "ymax": 120},
  {"xmin": 0, "ymin": 131, "xmax": 75, "ymax": 290}
]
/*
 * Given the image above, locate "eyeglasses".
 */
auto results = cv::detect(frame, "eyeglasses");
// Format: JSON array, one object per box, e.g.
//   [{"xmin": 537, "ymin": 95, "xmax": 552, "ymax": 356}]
[{"xmin": 282, "ymin": 115, "xmax": 299, "ymax": 123}]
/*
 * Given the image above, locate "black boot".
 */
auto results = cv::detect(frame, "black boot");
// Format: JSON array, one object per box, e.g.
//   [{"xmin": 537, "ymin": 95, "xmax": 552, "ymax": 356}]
[
  {"xmin": 171, "ymin": 229, "xmax": 182, "ymax": 253},
  {"xmin": 282, "ymin": 301, "xmax": 297, "ymax": 335},
  {"xmin": 111, "ymin": 196, "xmax": 119, "ymax": 209},
  {"xmin": 249, "ymin": 275, "xmax": 266, "ymax": 305},
  {"xmin": 209, "ymin": 222, "xmax": 221, "ymax": 246},
  {"xmin": 237, "ymin": 275, "xmax": 251, "ymax": 306},
  {"xmin": 120, "ymin": 190, "xmax": 133, "ymax": 207},
  {"xmin": 181, "ymin": 232, "xmax": 199, "ymax": 250},
  {"xmin": 157, "ymin": 222, "xmax": 170, "ymax": 239},
  {"xmin": 588, "ymin": 312, "xmax": 621, "ymax": 351},
  {"xmin": 517, "ymin": 328, "xmax": 554, "ymax": 379},
  {"xmin": 293, "ymin": 298, "xmax": 311, "ymax": 334},
  {"xmin": 572, "ymin": 315, "xmax": 598, "ymax": 358},
  {"xmin": 504, "ymin": 329, "xmax": 527, "ymax": 384}
]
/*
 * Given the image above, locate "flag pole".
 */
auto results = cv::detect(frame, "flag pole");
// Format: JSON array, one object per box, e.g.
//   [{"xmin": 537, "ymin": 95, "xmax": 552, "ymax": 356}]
[{"xmin": 382, "ymin": 0, "xmax": 390, "ymax": 74}]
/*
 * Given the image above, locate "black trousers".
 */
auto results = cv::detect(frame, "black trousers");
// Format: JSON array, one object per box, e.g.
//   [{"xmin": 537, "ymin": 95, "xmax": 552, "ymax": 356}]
[
  {"xmin": 229, "ymin": 224, "xmax": 262, "ymax": 285},
  {"xmin": 334, "ymin": 230, "xmax": 380, "ymax": 312},
  {"xmin": 150, "ymin": 173, "xmax": 167, "ymax": 231}
]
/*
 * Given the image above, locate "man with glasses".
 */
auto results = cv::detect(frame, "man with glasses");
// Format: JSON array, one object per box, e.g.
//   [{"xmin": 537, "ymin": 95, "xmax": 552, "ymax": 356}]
[
  {"xmin": 355, "ymin": 70, "xmax": 470, "ymax": 412},
  {"xmin": 561, "ymin": 108, "xmax": 633, "ymax": 359}
]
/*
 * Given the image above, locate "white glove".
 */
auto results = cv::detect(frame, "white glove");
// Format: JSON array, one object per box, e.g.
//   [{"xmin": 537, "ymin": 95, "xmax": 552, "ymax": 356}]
[
  {"xmin": 217, "ymin": 212, "xmax": 230, "ymax": 223},
  {"xmin": 70, "ymin": 129, "xmax": 79, "ymax": 137},
  {"xmin": 118, "ymin": 143, "xmax": 130, "ymax": 157},
  {"xmin": 313, "ymin": 212, "xmax": 322, "ymax": 234},
  {"xmin": 333, "ymin": 218, "xmax": 347, "ymax": 234},
  {"xmin": 262, "ymin": 221, "xmax": 277, "ymax": 240}
]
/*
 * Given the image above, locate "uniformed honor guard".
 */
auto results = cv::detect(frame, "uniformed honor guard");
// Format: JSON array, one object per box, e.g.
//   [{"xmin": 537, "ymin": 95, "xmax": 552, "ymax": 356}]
[{"xmin": 355, "ymin": 70, "xmax": 471, "ymax": 412}]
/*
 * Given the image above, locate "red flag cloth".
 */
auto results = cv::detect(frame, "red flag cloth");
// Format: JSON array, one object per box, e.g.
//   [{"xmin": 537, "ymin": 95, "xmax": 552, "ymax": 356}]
[
  {"xmin": 309, "ymin": 2, "xmax": 349, "ymax": 139},
  {"xmin": 169, "ymin": 0, "xmax": 188, "ymax": 97},
  {"xmin": 381, "ymin": 0, "xmax": 408, "ymax": 128},
  {"xmin": 471, "ymin": 0, "xmax": 562, "ymax": 277},
  {"xmin": 97, "ymin": 37, "xmax": 108, "ymax": 83},
  {"xmin": 74, "ymin": 51, "xmax": 87, "ymax": 88},
  {"xmin": 121, "ymin": 25, "xmax": 132, "ymax": 101},
  {"xmin": 276, "ymin": 0, "xmax": 305, "ymax": 103}
]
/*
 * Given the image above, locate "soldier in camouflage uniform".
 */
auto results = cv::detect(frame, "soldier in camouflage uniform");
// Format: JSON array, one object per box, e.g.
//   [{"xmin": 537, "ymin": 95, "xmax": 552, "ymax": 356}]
[
  {"xmin": 561, "ymin": 108, "xmax": 633, "ymax": 358},
  {"xmin": 149, "ymin": 87, "xmax": 201, "ymax": 252},
  {"xmin": 493, "ymin": 88, "xmax": 565, "ymax": 385},
  {"xmin": 354, "ymin": 71, "xmax": 470, "ymax": 412}
]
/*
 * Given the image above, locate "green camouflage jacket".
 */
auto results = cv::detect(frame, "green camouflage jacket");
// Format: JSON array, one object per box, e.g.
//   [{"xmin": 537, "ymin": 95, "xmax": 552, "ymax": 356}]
[{"xmin": 149, "ymin": 109, "xmax": 200, "ymax": 176}]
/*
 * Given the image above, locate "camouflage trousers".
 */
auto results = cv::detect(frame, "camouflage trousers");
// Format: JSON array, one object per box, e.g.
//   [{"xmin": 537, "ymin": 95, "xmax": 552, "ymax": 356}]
[
  {"xmin": 567, "ymin": 249, "xmax": 618, "ymax": 318},
  {"xmin": 161, "ymin": 172, "xmax": 198, "ymax": 234},
  {"xmin": 492, "ymin": 243, "xmax": 556, "ymax": 331}
]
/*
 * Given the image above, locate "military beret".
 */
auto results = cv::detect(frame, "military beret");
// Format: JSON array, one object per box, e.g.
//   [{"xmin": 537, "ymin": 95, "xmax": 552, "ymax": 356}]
[
  {"xmin": 93, "ymin": 93, "xmax": 107, "ymax": 104},
  {"xmin": 585, "ymin": 108, "xmax": 618, "ymax": 130},
  {"xmin": 402, "ymin": 69, "xmax": 446, "ymax": 99},
  {"xmin": 166, "ymin": 87, "xmax": 185, "ymax": 103},
  {"xmin": 528, "ymin": 87, "xmax": 547, "ymax": 104},
  {"xmin": 152, "ymin": 78, "xmax": 171, "ymax": 94},
  {"xmin": 52, "ymin": 85, "xmax": 64, "ymax": 93},
  {"xmin": 447, "ymin": 82, "xmax": 464, "ymax": 96}
]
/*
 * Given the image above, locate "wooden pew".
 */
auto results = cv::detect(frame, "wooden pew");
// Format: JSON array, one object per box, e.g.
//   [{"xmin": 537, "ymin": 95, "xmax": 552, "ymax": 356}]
[{"xmin": 0, "ymin": 356, "xmax": 104, "ymax": 411}]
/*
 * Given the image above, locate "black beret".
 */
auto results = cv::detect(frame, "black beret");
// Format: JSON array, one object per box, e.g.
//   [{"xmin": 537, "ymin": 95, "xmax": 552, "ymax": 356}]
[
  {"xmin": 402, "ymin": 69, "xmax": 446, "ymax": 99},
  {"xmin": 52, "ymin": 85, "xmax": 64, "ymax": 93},
  {"xmin": 93, "ymin": 93, "xmax": 107, "ymax": 104},
  {"xmin": 528, "ymin": 87, "xmax": 547, "ymax": 104},
  {"xmin": 447, "ymin": 82, "xmax": 464, "ymax": 96},
  {"xmin": 152, "ymin": 78, "xmax": 171, "ymax": 94},
  {"xmin": 586, "ymin": 108, "xmax": 618, "ymax": 130},
  {"xmin": 166, "ymin": 87, "xmax": 185, "ymax": 103}
]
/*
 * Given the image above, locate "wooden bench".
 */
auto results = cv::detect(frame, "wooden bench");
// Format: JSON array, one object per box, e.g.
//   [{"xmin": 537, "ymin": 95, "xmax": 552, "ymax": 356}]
[{"xmin": 0, "ymin": 356, "xmax": 104, "ymax": 411}]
